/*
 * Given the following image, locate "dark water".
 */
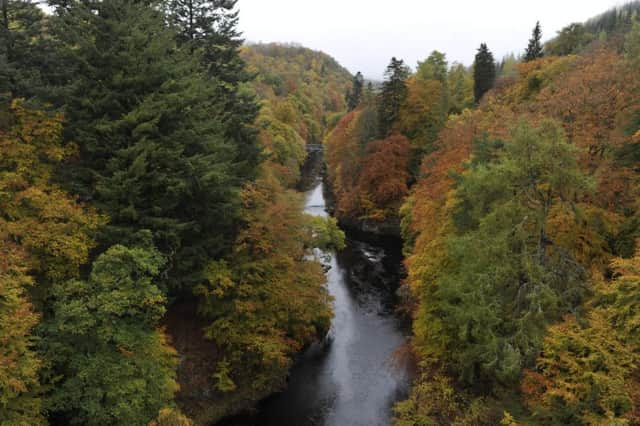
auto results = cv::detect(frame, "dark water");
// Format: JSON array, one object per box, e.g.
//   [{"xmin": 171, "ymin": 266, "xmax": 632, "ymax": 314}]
[{"xmin": 221, "ymin": 175, "xmax": 410, "ymax": 426}]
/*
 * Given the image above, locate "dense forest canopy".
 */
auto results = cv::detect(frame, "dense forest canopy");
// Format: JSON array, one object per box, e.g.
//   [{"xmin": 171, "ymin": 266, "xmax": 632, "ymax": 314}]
[
  {"xmin": 2, "ymin": 0, "xmax": 640, "ymax": 425},
  {"xmin": 0, "ymin": 1, "xmax": 344, "ymax": 425},
  {"xmin": 322, "ymin": 2, "xmax": 640, "ymax": 424}
]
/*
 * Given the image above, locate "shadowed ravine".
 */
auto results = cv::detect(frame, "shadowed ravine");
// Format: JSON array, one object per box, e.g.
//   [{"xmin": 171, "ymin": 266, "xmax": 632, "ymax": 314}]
[{"xmin": 221, "ymin": 159, "xmax": 411, "ymax": 426}]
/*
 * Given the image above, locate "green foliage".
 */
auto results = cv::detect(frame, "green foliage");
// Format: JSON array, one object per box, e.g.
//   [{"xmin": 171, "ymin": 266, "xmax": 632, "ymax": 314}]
[
  {"xmin": 50, "ymin": 0, "xmax": 250, "ymax": 290},
  {"xmin": 523, "ymin": 252, "xmax": 640, "ymax": 424},
  {"xmin": 425, "ymin": 120, "xmax": 591, "ymax": 386},
  {"xmin": 524, "ymin": 22, "xmax": 544, "ymax": 61},
  {"xmin": 378, "ymin": 57, "xmax": 410, "ymax": 137},
  {"xmin": 416, "ymin": 51, "xmax": 448, "ymax": 83},
  {"xmin": 546, "ymin": 23, "xmax": 593, "ymax": 56},
  {"xmin": 0, "ymin": 101, "xmax": 98, "ymax": 425},
  {"xmin": 42, "ymin": 243, "xmax": 178, "ymax": 426},
  {"xmin": 309, "ymin": 216, "xmax": 347, "ymax": 252},
  {"xmin": 346, "ymin": 71, "xmax": 365, "ymax": 111},
  {"xmin": 584, "ymin": 1, "xmax": 640, "ymax": 35},
  {"xmin": 625, "ymin": 21, "xmax": 640, "ymax": 69},
  {"xmin": 166, "ymin": 0, "xmax": 261, "ymax": 179},
  {"xmin": 0, "ymin": 0, "xmax": 52, "ymax": 104},
  {"xmin": 242, "ymin": 43, "xmax": 351, "ymax": 145},
  {"xmin": 194, "ymin": 172, "xmax": 337, "ymax": 392},
  {"xmin": 473, "ymin": 43, "xmax": 496, "ymax": 103},
  {"xmin": 448, "ymin": 63, "xmax": 474, "ymax": 114}
]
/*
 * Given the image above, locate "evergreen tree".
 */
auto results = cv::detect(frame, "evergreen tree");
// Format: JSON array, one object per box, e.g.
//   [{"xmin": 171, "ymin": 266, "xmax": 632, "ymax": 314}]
[
  {"xmin": 0, "ymin": 0, "xmax": 52, "ymax": 104},
  {"xmin": 49, "ymin": 0, "xmax": 245, "ymax": 289},
  {"xmin": 346, "ymin": 71, "xmax": 364, "ymax": 111},
  {"xmin": 473, "ymin": 43, "xmax": 496, "ymax": 103},
  {"xmin": 165, "ymin": 0, "xmax": 261, "ymax": 180},
  {"xmin": 430, "ymin": 120, "xmax": 592, "ymax": 386},
  {"xmin": 378, "ymin": 57, "xmax": 410, "ymax": 137},
  {"xmin": 524, "ymin": 21, "xmax": 544, "ymax": 61}
]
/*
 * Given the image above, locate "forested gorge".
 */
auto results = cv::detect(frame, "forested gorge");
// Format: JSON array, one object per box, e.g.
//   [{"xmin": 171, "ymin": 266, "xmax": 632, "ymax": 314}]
[{"xmin": 3, "ymin": 0, "xmax": 640, "ymax": 425}]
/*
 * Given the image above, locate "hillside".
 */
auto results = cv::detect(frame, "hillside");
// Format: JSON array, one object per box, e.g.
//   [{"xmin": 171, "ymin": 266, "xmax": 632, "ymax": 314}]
[{"xmin": 321, "ymin": 3, "xmax": 640, "ymax": 423}]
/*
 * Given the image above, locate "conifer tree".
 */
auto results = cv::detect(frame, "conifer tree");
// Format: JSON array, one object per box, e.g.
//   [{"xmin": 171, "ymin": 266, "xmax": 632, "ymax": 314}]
[
  {"xmin": 524, "ymin": 21, "xmax": 544, "ymax": 61},
  {"xmin": 165, "ymin": 0, "xmax": 261, "ymax": 179},
  {"xmin": 473, "ymin": 43, "xmax": 496, "ymax": 103},
  {"xmin": 346, "ymin": 71, "xmax": 364, "ymax": 111},
  {"xmin": 378, "ymin": 57, "xmax": 410, "ymax": 137},
  {"xmin": 49, "ymin": 0, "xmax": 245, "ymax": 289},
  {"xmin": 0, "ymin": 0, "xmax": 53, "ymax": 104}
]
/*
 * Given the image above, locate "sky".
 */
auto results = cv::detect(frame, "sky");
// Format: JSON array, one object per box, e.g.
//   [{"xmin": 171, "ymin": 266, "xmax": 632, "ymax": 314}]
[{"xmin": 238, "ymin": 0, "xmax": 625, "ymax": 79}]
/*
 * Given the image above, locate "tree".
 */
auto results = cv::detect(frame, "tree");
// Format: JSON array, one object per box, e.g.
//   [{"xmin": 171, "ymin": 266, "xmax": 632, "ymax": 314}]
[
  {"xmin": 0, "ymin": 100, "xmax": 101, "ymax": 424},
  {"xmin": 0, "ymin": 0, "xmax": 47, "ymax": 103},
  {"xmin": 399, "ymin": 77, "xmax": 447, "ymax": 176},
  {"xmin": 346, "ymin": 71, "xmax": 364, "ymax": 111},
  {"xmin": 378, "ymin": 57, "xmax": 410, "ymax": 137},
  {"xmin": 0, "ymin": 101, "xmax": 101, "ymax": 284},
  {"xmin": 49, "ymin": 0, "xmax": 248, "ymax": 289},
  {"xmin": 42, "ymin": 242, "xmax": 179, "ymax": 426},
  {"xmin": 165, "ymin": 0, "xmax": 261, "ymax": 179},
  {"xmin": 522, "ymin": 251, "xmax": 640, "ymax": 424},
  {"xmin": 423, "ymin": 120, "xmax": 592, "ymax": 386},
  {"xmin": 448, "ymin": 63, "xmax": 474, "ymax": 114},
  {"xmin": 416, "ymin": 50, "xmax": 448, "ymax": 83},
  {"xmin": 0, "ymin": 240, "xmax": 44, "ymax": 425},
  {"xmin": 356, "ymin": 134, "xmax": 411, "ymax": 221},
  {"xmin": 625, "ymin": 21, "xmax": 640, "ymax": 69},
  {"xmin": 194, "ymin": 169, "xmax": 343, "ymax": 393},
  {"xmin": 545, "ymin": 23, "xmax": 592, "ymax": 56},
  {"xmin": 524, "ymin": 21, "xmax": 544, "ymax": 61},
  {"xmin": 473, "ymin": 43, "xmax": 496, "ymax": 103}
]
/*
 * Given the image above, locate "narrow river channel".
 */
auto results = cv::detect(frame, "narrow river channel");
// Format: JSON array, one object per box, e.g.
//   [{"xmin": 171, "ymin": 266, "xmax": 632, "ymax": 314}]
[{"xmin": 223, "ymin": 164, "xmax": 410, "ymax": 426}]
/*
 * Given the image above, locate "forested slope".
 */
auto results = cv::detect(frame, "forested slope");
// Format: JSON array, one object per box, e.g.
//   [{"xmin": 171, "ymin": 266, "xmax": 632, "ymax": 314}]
[
  {"xmin": 0, "ymin": 2, "xmax": 345, "ymax": 425},
  {"xmin": 322, "ymin": 3, "xmax": 640, "ymax": 424}
]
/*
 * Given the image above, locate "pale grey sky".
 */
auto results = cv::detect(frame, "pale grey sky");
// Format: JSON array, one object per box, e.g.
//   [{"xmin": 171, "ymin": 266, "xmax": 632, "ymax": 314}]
[{"xmin": 238, "ymin": 0, "xmax": 624, "ymax": 79}]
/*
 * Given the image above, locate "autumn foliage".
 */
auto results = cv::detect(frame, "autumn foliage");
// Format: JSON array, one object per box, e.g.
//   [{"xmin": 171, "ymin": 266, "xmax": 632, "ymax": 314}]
[{"xmin": 395, "ymin": 22, "xmax": 640, "ymax": 426}]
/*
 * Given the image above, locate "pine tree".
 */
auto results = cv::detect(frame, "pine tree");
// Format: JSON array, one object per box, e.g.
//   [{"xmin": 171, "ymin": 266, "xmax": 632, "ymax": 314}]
[
  {"xmin": 49, "ymin": 0, "xmax": 245, "ymax": 289},
  {"xmin": 165, "ymin": 0, "xmax": 261, "ymax": 180},
  {"xmin": 346, "ymin": 71, "xmax": 364, "ymax": 111},
  {"xmin": 432, "ymin": 120, "xmax": 591, "ymax": 386},
  {"xmin": 473, "ymin": 43, "xmax": 496, "ymax": 103},
  {"xmin": 0, "ymin": 0, "xmax": 52, "ymax": 104},
  {"xmin": 378, "ymin": 57, "xmax": 410, "ymax": 137},
  {"xmin": 524, "ymin": 21, "xmax": 544, "ymax": 61}
]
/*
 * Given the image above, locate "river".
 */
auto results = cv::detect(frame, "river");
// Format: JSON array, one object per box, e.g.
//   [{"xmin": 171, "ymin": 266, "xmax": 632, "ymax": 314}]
[{"xmin": 221, "ymin": 165, "xmax": 410, "ymax": 426}]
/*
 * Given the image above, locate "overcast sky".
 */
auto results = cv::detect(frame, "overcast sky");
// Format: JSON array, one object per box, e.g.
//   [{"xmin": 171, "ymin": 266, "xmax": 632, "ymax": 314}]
[{"xmin": 238, "ymin": 0, "xmax": 624, "ymax": 79}]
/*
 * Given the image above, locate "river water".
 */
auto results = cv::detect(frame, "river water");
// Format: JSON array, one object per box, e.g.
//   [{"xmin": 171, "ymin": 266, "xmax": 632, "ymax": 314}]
[{"xmin": 222, "ymin": 172, "xmax": 410, "ymax": 426}]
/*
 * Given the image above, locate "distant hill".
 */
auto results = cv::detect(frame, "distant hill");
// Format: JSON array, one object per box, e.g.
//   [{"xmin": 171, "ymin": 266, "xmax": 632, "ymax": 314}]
[{"xmin": 242, "ymin": 43, "xmax": 352, "ymax": 144}]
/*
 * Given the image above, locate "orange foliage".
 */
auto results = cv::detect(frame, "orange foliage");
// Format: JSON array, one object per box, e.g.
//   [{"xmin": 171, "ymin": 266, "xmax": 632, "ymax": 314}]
[
  {"xmin": 0, "ymin": 101, "xmax": 101, "ymax": 282},
  {"xmin": 356, "ymin": 134, "xmax": 411, "ymax": 221},
  {"xmin": 324, "ymin": 110, "xmax": 364, "ymax": 219}
]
